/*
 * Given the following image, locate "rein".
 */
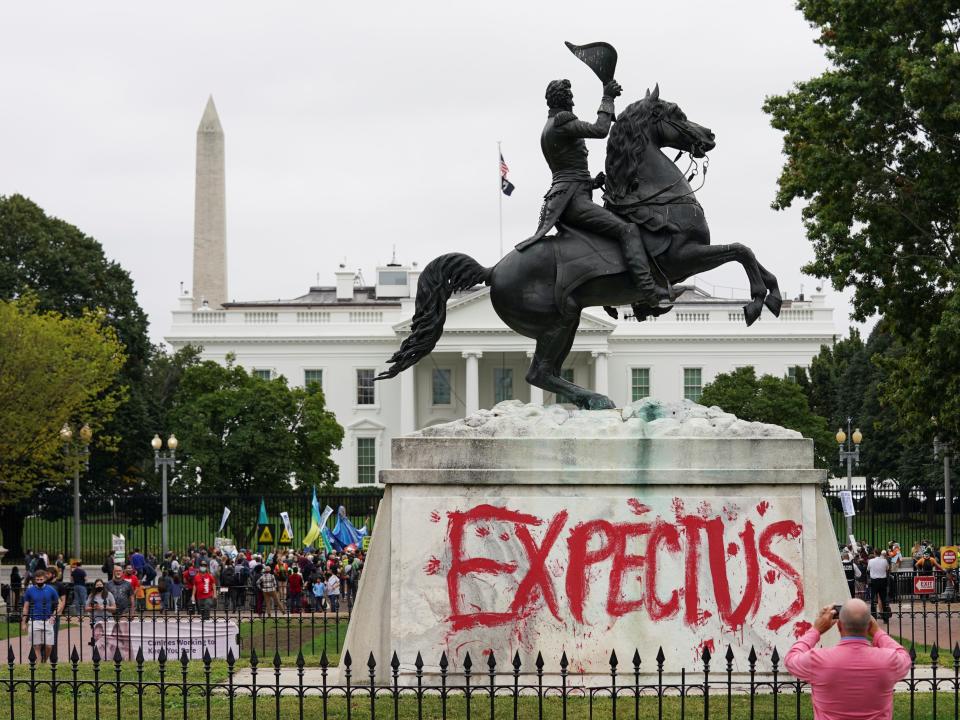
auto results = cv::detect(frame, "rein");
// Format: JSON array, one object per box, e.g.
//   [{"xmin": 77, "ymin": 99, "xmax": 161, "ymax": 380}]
[{"xmin": 610, "ymin": 116, "xmax": 710, "ymax": 211}]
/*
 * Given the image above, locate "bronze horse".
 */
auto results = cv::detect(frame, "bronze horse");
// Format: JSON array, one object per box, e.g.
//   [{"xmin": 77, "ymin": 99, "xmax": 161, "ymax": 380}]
[{"xmin": 376, "ymin": 87, "xmax": 781, "ymax": 410}]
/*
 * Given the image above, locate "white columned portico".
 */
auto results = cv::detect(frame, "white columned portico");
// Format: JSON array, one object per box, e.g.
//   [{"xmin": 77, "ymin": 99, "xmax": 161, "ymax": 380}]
[
  {"xmin": 463, "ymin": 351, "xmax": 482, "ymax": 415},
  {"xmin": 526, "ymin": 351, "xmax": 544, "ymax": 405},
  {"xmin": 400, "ymin": 366, "xmax": 416, "ymax": 434},
  {"xmin": 592, "ymin": 350, "xmax": 609, "ymax": 397}
]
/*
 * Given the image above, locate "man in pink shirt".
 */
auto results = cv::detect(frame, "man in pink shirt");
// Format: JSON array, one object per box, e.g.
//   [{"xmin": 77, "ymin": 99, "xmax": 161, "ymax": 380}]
[{"xmin": 785, "ymin": 599, "xmax": 911, "ymax": 719}]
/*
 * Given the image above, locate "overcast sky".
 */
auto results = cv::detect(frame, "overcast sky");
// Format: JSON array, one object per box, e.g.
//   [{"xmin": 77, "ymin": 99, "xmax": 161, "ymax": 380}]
[{"xmin": 1, "ymin": 1, "xmax": 871, "ymax": 345}]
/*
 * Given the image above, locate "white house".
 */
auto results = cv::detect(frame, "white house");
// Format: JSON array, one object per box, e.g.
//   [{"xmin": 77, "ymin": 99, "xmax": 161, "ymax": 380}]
[{"xmin": 165, "ymin": 262, "xmax": 835, "ymax": 486}]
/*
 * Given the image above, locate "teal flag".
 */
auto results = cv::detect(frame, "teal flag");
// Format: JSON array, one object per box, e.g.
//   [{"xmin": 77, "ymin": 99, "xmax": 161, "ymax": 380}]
[{"xmin": 258, "ymin": 499, "xmax": 268, "ymax": 525}]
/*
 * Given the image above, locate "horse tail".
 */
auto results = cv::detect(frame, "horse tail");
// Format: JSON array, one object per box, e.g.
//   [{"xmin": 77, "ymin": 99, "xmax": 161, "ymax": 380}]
[{"xmin": 375, "ymin": 253, "xmax": 492, "ymax": 380}]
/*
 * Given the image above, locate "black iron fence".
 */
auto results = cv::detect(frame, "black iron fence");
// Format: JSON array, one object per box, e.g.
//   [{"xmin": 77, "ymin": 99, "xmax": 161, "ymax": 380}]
[
  {"xmin": 3, "ymin": 490, "xmax": 383, "ymax": 562},
  {"xmin": 4, "ymin": 484, "xmax": 956, "ymax": 563},
  {"xmin": 4, "ymin": 639, "xmax": 959, "ymax": 720},
  {"xmin": 822, "ymin": 484, "xmax": 956, "ymax": 549}
]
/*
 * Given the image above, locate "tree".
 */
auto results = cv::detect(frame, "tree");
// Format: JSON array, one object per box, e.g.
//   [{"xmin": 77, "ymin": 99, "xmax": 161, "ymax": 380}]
[
  {"xmin": 168, "ymin": 358, "xmax": 344, "ymax": 542},
  {"xmin": 0, "ymin": 299, "xmax": 125, "ymax": 556},
  {"xmin": 699, "ymin": 367, "xmax": 834, "ymax": 467},
  {"xmin": 763, "ymin": 2, "xmax": 960, "ymax": 335},
  {"xmin": 0, "ymin": 194, "xmax": 154, "ymax": 496}
]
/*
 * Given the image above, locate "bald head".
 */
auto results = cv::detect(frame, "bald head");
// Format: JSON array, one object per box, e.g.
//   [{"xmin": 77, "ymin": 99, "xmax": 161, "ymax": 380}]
[{"xmin": 838, "ymin": 598, "xmax": 871, "ymax": 636}]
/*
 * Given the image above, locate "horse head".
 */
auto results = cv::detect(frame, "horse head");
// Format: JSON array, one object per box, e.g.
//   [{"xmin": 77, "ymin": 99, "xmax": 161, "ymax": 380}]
[{"xmin": 603, "ymin": 84, "xmax": 716, "ymax": 205}]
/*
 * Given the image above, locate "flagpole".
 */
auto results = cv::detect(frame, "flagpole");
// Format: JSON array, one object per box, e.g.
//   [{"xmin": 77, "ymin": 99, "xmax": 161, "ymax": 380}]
[{"xmin": 497, "ymin": 140, "xmax": 503, "ymax": 258}]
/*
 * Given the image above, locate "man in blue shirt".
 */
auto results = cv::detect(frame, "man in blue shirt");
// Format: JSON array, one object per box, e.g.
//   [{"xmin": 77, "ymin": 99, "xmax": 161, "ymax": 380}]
[
  {"xmin": 20, "ymin": 570, "xmax": 61, "ymax": 662},
  {"xmin": 130, "ymin": 548, "xmax": 146, "ymax": 579}
]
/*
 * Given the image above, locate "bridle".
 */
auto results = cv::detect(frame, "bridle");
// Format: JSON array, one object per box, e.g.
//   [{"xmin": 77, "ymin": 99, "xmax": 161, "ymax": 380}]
[{"xmin": 608, "ymin": 113, "xmax": 710, "ymax": 210}]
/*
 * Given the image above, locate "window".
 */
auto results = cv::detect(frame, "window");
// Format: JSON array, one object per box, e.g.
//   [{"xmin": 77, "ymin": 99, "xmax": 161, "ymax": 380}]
[
  {"xmin": 494, "ymin": 368, "xmax": 513, "ymax": 403},
  {"xmin": 304, "ymin": 369, "xmax": 323, "ymax": 388},
  {"xmin": 253, "ymin": 369, "xmax": 272, "ymax": 380},
  {"xmin": 631, "ymin": 368, "xmax": 650, "ymax": 402},
  {"xmin": 556, "ymin": 367, "xmax": 576, "ymax": 404},
  {"xmin": 356, "ymin": 369, "xmax": 376, "ymax": 405},
  {"xmin": 786, "ymin": 366, "xmax": 801, "ymax": 384},
  {"xmin": 432, "ymin": 368, "xmax": 452, "ymax": 405},
  {"xmin": 378, "ymin": 271, "xmax": 407, "ymax": 285},
  {"xmin": 683, "ymin": 368, "xmax": 702, "ymax": 402},
  {"xmin": 357, "ymin": 438, "xmax": 376, "ymax": 484}
]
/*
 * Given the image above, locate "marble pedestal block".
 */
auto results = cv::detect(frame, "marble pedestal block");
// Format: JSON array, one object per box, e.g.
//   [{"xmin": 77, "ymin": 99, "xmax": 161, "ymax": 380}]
[{"xmin": 342, "ymin": 400, "xmax": 847, "ymax": 684}]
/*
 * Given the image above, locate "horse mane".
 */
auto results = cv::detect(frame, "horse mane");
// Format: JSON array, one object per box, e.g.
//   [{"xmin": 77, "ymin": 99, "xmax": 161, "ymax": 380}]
[{"xmin": 605, "ymin": 97, "xmax": 662, "ymax": 201}]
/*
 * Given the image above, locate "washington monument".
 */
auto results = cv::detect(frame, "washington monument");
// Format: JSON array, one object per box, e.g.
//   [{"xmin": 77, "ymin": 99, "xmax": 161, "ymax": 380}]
[{"xmin": 192, "ymin": 95, "xmax": 227, "ymax": 309}]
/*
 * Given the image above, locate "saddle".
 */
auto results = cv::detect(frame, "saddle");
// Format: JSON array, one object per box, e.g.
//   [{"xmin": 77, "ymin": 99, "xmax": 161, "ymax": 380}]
[{"xmin": 547, "ymin": 222, "xmax": 671, "ymax": 310}]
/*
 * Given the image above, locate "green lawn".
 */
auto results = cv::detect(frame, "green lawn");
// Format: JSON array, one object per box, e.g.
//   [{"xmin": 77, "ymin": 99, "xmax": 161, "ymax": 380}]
[{"xmin": 237, "ymin": 618, "xmax": 349, "ymax": 662}]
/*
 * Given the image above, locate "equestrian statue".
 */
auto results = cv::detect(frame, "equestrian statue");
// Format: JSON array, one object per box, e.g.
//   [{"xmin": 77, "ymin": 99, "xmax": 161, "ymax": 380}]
[{"xmin": 376, "ymin": 41, "xmax": 781, "ymax": 411}]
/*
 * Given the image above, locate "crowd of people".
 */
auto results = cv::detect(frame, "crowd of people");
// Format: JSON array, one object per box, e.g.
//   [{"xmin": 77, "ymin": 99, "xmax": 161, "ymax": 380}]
[
  {"xmin": 10, "ymin": 543, "xmax": 365, "ymax": 663},
  {"xmin": 840, "ymin": 538, "xmax": 958, "ymax": 618}
]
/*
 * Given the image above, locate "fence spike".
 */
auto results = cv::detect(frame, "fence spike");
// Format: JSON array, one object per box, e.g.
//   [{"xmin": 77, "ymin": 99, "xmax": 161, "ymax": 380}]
[
  {"xmin": 656, "ymin": 647, "xmax": 666, "ymax": 667},
  {"xmin": 7, "ymin": 645, "xmax": 15, "ymax": 664},
  {"xmin": 27, "ymin": 646, "xmax": 37, "ymax": 664},
  {"xmin": 390, "ymin": 651, "xmax": 400, "ymax": 671},
  {"xmin": 512, "ymin": 651, "xmax": 522, "ymax": 671},
  {"xmin": 953, "ymin": 642, "xmax": 960, "ymax": 661},
  {"xmin": 158, "ymin": 648, "xmax": 167, "ymax": 665},
  {"xmin": 49, "ymin": 647, "xmax": 57, "ymax": 665},
  {"xmin": 770, "ymin": 647, "xmax": 780, "ymax": 667},
  {"xmin": 747, "ymin": 645, "xmax": 757, "ymax": 666},
  {"xmin": 609, "ymin": 649, "xmax": 618, "ymax": 668},
  {"xmin": 180, "ymin": 648, "xmax": 189, "ymax": 666},
  {"xmin": 536, "ymin": 651, "xmax": 545, "ymax": 670},
  {"xmin": 930, "ymin": 643, "xmax": 939, "ymax": 662},
  {"xmin": 296, "ymin": 651, "xmax": 305, "ymax": 669},
  {"xmin": 113, "ymin": 647, "xmax": 123, "ymax": 665},
  {"xmin": 136, "ymin": 647, "xmax": 145, "ymax": 665},
  {"xmin": 367, "ymin": 652, "xmax": 377, "ymax": 670},
  {"xmin": 463, "ymin": 652, "xmax": 473, "ymax": 671},
  {"xmin": 250, "ymin": 647, "xmax": 259, "ymax": 667},
  {"xmin": 414, "ymin": 651, "xmax": 423, "ymax": 671},
  {"xmin": 70, "ymin": 646, "xmax": 80, "ymax": 664},
  {"xmin": 701, "ymin": 645, "xmax": 711, "ymax": 664},
  {"xmin": 224, "ymin": 648, "xmax": 233, "ymax": 666},
  {"xmin": 559, "ymin": 651, "xmax": 568, "ymax": 669},
  {"xmin": 273, "ymin": 650, "xmax": 282, "ymax": 668},
  {"xmin": 91, "ymin": 646, "xmax": 101, "ymax": 664},
  {"xmin": 439, "ymin": 651, "xmax": 449, "ymax": 670},
  {"xmin": 909, "ymin": 645, "xmax": 917, "ymax": 662},
  {"xmin": 343, "ymin": 650, "xmax": 353, "ymax": 668},
  {"xmin": 319, "ymin": 650, "xmax": 328, "ymax": 669},
  {"xmin": 725, "ymin": 644, "xmax": 734, "ymax": 664},
  {"xmin": 487, "ymin": 650, "xmax": 497, "ymax": 670}
]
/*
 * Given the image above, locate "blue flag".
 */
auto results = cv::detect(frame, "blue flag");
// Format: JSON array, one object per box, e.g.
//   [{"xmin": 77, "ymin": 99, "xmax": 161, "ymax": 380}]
[{"xmin": 258, "ymin": 498, "xmax": 268, "ymax": 525}]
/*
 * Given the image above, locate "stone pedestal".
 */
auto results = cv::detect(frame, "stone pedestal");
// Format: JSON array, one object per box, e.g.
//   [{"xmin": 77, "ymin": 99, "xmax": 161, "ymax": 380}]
[{"xmin": 343, "ymin": 400, "xmax": 847, "ymax": 683}]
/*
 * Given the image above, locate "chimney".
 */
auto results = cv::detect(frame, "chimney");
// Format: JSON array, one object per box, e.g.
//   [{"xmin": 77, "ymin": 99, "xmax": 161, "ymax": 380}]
[{"xmin": 335, "ymin": 265, "xmax": 355, "ymax": 301}]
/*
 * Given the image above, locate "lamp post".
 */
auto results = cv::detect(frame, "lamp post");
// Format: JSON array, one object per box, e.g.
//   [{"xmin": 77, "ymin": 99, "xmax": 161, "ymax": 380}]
[
  {"xmin": 61, "ymin": 423, "xmax": 93, "ymax": 562},
  {"xmin": 933, "ymin": 436, "xmax": 953, "ymax": 547},
  {"xmin": 836, "ymin": 418, "xmax": 863, "ymax": 545},
  {"xmin": 152, "ymin": 434, "xmax": 178, "ymax": 558}
]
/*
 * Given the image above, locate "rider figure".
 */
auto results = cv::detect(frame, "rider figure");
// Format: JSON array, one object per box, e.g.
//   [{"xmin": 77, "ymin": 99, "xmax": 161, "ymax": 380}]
[{"xmin": 516, "ymin": 78, "xmax": 661, "ymax": 308}]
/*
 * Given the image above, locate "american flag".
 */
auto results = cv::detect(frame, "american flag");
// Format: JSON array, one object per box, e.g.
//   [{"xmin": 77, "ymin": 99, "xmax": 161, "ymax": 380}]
[{"xmin": 500, "ymin": 151, "xmax": 515, "ymax": 196}]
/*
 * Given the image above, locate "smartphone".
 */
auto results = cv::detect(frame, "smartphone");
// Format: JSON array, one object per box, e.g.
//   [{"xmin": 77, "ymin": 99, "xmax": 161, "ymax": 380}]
[{"xmin": 832, "ymin": 604, "xmax": 842, "ymax": 619}]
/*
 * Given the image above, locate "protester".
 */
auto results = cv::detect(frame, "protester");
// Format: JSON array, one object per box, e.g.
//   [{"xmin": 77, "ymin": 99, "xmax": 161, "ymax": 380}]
[
  {"xmin": 325, "ymin": 570, "xmax": 341, "ymax": 613},
  {"xmin": 20, "ymin": 570, "xmax": 60, "ymax": 662},
  {"xmin": 84, "ymin": 580, "xmax": 116, "ymax": 651},
  {"xmin": 168, "ymin": 572, "xmax": 184, "ymax": 611},
  {"xmin": 106, "ymin": 566, "xmax": 134, "ymax": 618},
  {"xmin": 785, "ymin": 599, "xmax": 910, "ymax": 717},
  {"xmin": 192, "ymin": 561, "xmax": 217, "ymax": 620},
  {"xmin": 8, "ymin": 566, "xmax": 22, "ymax": 610},
  {"xmin": 867, "ymin": 548, "xmax": 890, "ymax": 621},
  {"xmin": 287, "ymin": 566, "xmax": 303, "ymax": 613},
  {"xmin": 70, "ymin": 561, "xmax": 88, "ymax": 612},
  {"xmin": 130, "ymin": 548, "xmax": 146, "ymax": 578},
  {"xmin": 256, "ymin": 566, "xmax": 280, "ymax": 616}
]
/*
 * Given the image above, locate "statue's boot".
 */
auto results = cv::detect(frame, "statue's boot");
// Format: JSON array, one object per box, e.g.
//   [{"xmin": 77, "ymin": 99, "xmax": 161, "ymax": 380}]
[{"xmin": 620, "ymin": 225, "xmax": 662, "ymax": 307}]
